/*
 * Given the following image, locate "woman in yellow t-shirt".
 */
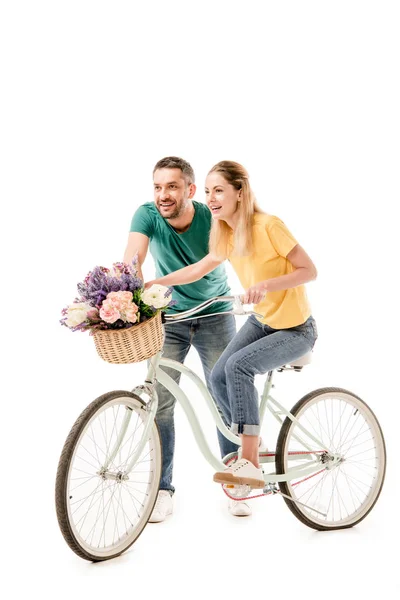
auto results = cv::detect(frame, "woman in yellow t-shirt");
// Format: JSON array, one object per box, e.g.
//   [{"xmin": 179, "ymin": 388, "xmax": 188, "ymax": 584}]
[{"xmin": 147, "ymin": 161, "xmax": 318, "ymax": 489}]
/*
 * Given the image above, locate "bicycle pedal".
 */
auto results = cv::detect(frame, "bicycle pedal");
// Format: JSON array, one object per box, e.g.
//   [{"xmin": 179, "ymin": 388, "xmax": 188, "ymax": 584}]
[{"xmin": 223, "ymin": 483, "xmax": 252, "ymax": 498}]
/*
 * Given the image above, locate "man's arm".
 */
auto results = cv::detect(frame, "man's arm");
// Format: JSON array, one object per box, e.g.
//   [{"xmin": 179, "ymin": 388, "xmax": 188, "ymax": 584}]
[{"xmin": 123, "ymin": 232, "xmax": 150, "ymax": 281}]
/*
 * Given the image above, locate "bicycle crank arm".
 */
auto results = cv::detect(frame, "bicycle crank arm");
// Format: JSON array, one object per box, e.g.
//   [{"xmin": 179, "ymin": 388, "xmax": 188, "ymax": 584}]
[{"xmin": 278, "ymin": 491, "xmax": 327, "ymax": 517}]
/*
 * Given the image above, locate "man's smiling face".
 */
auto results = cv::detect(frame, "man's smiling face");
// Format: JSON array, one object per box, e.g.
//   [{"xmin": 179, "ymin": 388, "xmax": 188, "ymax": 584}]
[{"xmin": 153, "ymin": 168, "xmax": 193, "ymax": 220}]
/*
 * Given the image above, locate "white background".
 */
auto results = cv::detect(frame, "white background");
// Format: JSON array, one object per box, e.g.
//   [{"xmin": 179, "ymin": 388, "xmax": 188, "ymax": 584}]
[{"xmin": 1, "ymin": 1, "xmax": 399, "ymax": 597}]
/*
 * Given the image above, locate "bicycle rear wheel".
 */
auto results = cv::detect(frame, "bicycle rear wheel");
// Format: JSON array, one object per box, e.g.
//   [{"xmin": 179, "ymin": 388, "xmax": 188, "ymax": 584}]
[
  {"xmin": 55, "ymin": 390, "xmax": 161, "ymax": 561},
  {"xmin": 275, "ymin": 387, "xmax": 386, "ymax": 530}
]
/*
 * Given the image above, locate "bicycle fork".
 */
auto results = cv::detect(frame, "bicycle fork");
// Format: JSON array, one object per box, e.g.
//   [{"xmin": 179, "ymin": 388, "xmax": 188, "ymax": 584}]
[{"xmin": 99, "ymin": 384, "xmax": 158, "ymax": 480}]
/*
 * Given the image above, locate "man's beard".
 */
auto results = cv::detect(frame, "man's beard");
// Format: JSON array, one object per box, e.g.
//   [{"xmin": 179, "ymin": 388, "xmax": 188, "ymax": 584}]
[{"xmin": 156, "ymin": 201, "xmax": 184, "ymax": 220}]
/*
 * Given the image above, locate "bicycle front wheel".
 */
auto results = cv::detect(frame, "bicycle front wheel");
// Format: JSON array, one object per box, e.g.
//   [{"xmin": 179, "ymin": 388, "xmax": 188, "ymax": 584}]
[
  {"xmin": 55, "ymin": 390, "xmax": 161, "ymax": 561},
  {"xmin": 275, "ymin": 387, "xmax": 386, "ymax": 530}
]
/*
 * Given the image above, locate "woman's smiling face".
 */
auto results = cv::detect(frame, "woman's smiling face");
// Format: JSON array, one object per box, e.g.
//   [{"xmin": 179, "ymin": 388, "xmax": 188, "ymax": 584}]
[{"xmin": 205, "ymin": 172, "xmax": 241, "ymax": 223}]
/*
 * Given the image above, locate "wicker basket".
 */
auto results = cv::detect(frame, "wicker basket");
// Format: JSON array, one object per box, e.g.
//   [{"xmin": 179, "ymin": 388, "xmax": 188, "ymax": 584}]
[{"xmin": 92, "ymin": 312, "xmax": 164, "ymax": 364}]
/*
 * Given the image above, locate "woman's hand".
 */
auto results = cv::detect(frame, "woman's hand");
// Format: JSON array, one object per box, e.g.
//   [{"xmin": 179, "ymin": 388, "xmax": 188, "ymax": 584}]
[
  {"xmin": 144, "ymin": 280, "xmax": 155, "ymax": 290},
  {"xmin": 241, "ymin": 282, "xmax": 267, "ymax": 305}
]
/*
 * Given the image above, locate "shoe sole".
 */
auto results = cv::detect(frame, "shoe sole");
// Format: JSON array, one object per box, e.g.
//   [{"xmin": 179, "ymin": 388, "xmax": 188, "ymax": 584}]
[
  {"xmin": 230, "ymin": 511, "xmax": 252, "ymax": 517},
  {"xmin": 213, "ymin": 473, "xmax": 265, "ymax": 489},
  {"xmin": 148, "ymin": 510, "xmax": 173, "ymax": 523},
  {"xmin": 229, "ymin": 508, "xmax": 252, "ymax": 517},
  {"xmin": 148, "ymin": 515, "xmax": 172, "ymax": 523}
]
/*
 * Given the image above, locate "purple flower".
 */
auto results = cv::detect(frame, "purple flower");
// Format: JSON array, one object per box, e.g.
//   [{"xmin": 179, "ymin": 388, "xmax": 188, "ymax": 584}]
[
  {"xmin": 77, "ymin": 265, "xmax": 144, "ymax": 308},
  {"xmin": 62, "ymin": 258, "xmax": 175, "ymax": 334}
]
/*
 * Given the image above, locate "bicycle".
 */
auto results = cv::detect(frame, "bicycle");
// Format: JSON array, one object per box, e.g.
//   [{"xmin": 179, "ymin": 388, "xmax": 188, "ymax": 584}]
[{"xmin": 55, "ymin": 296, "xmax": 386, "ymax": 561}]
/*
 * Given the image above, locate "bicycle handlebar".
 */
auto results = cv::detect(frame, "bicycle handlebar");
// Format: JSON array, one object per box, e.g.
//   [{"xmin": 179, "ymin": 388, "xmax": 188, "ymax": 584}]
[{"xmin": 163, "ymin": 295, "xmax": 263, "ymax": 323}]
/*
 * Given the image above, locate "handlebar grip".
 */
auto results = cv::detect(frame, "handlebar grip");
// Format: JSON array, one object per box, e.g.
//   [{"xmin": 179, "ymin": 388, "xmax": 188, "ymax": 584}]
[
  {"xmin": 233, "ymin": 295, "xmax": 246, "ymax": 314},
  {"xmin": 163, "ymin": 295, "xmax": 264, "ymax": 322}
]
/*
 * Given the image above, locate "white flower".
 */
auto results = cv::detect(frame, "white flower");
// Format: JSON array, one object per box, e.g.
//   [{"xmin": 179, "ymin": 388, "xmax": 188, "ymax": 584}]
[
  {"xmin": 141, "ymin": 284, "xmax": 170, "ymax": 309},
  {"xmin": 65, "ymin": 302, "xmax": 91, "ymax": 328}
]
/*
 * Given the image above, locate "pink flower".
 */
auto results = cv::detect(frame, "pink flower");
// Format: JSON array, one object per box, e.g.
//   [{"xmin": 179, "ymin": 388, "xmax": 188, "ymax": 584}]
[
  {"xmin": 106, "ymin": 292, "xmax": 122, "ymax": 310},
  {"xmin": 122, "ymin": 299, "xmax": 138, "ymax": 323},
  {"xmin": 98, "ymin": 291, "xmax": 139, "ymax": 325},
  {"xmin": 125, "ymin": 307, "xmax": 138, "ymax": 323},
  {"xmin": 100, "ymin": 301, "xmax": 120, "ymax": 324},
  {"xmin": 126, "ymin": 301, "xmax": 138, "ymax": 313},
  {"xmin": 107, "ymin": 291, "xmax": 133, "ymax": 311}
]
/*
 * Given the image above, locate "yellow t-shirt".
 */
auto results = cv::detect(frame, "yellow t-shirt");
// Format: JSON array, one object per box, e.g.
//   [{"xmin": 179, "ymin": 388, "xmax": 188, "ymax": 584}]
[{"xmin": 228, "ymin": 213, "xmax": 311, "ymax": 329}]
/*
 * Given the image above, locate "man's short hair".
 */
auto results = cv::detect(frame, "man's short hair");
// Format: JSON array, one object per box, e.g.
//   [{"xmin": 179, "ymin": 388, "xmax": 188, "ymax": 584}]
[{"xmin": 153, "ymin": 156, "xmax": 195, "ymax": 185}]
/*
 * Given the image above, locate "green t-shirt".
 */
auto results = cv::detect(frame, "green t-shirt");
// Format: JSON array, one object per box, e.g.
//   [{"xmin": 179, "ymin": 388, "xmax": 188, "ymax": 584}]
[{"xmin": 130, "ymin": 201, "xmax": 232, "ymax": 315}]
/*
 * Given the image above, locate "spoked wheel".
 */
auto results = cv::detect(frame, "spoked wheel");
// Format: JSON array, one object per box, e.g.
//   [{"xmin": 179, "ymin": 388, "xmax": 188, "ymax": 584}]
[
  {"xmin": 275, "ymin": 387, "xmax": 386, "ymax": 530},
  {"xmin": 55, "ymin": 390, "xmax": 161, "ymax": 561}
]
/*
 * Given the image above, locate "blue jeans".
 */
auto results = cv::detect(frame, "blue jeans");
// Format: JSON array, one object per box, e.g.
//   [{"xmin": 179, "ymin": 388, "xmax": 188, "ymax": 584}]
[
  {"xmin": 155, "ymin": 314, "xmax": 237, "ymax": 494},
  {"xmin": 210, "ymin": 315, "xmax": 318, "ymax": 436}
]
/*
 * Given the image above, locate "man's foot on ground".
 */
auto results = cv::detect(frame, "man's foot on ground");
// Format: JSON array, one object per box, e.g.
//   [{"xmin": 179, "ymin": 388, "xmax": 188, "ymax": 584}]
[
  {"xmin": 149, "ymin": 490, "xmax": 173, "ymax": 523},
  {"xmin": 229, "ymin": 499, "xmax": 252, "ymax": 517}
]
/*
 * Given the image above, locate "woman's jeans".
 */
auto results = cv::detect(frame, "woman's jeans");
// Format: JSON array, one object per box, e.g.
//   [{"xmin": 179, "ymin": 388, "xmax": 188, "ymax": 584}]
[
  {"xmin": 210, "ymin": 315, "xmax": 318, "ymax": 436},
  {"xmin": 155, "ymin": 314, "xmax": 237, "ymax": 494}
]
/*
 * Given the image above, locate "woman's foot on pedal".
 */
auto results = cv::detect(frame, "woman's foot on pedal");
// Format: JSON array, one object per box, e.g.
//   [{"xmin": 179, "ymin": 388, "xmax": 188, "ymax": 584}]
[
  {"xmin": 238, "ymin": 437, "xmax": 268, "ymax": 459},
  {"xmin": 214, "ymin": 458, "xmax": 264, "ymax": 489},
  {"xmin": 149, "ymin": 490, "xmax": 173, "ymax": 523}
]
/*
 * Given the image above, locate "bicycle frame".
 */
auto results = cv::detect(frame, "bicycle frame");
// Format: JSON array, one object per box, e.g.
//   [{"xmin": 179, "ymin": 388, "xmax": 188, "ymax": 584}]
[
  {"xmin": 122, "ymin": 351, "xmax": 328, "ymax": 486},
  {"xmin": 57, "ymin": 295, "xmax": 386, "ymax": 556}
]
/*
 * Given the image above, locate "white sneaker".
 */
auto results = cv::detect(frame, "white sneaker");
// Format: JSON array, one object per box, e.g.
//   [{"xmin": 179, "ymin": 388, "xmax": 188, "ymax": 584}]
[
  {"xmin": 213, "ymin": 459, "xmax": 265, "ymax": 489},
  {"xmin": 149, "ymin": 490, "xmax": 173, "ymax": 523},
  {"xmin": 229, "ymin": 500, "xmax": 252, "ymax": 517}
]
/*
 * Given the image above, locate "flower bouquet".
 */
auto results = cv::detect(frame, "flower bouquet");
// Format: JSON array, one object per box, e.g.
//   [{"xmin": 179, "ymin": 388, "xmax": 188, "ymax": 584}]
[{"xmin": 61, "ymin": 257, "xmax": 174, "ymax": 364}]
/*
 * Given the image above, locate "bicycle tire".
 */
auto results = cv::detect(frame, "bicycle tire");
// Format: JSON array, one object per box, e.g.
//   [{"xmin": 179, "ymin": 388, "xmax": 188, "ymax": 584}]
[
  {"xmin": 275, "ymin": 387, "xmax": 386, "ymax": 531},
  {"xmin": 55, "ymin": 390, "xmax": 162, "ymax": 561}
]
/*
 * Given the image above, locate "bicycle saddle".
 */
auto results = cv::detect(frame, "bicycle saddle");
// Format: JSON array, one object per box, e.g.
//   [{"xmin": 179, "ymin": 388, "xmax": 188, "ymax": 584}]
[
  {"xmin": 277, "ymin": 351, "xmax": 313, "ymax": 371},
  {"xmin": 289, "ymin": 351, "xmax": 313, "ymax": 368}
]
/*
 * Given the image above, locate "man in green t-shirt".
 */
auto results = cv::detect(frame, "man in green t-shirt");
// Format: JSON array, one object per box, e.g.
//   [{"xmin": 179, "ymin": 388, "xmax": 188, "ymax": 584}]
[{"xmin": 124, "ymin": 157, "xmax": 251, "ymax": 520}]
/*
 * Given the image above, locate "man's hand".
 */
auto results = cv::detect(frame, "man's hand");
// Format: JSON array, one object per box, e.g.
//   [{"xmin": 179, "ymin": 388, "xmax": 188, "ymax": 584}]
[{"xmin": 241, "ymin": 282, "xmax": 267, "ymax": 305}]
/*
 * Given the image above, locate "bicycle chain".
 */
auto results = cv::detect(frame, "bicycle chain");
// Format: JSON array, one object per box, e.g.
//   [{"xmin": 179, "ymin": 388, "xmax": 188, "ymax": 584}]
[{"xmin": 221, "ymin": 451, "xmax": 327, "ymax": 501}]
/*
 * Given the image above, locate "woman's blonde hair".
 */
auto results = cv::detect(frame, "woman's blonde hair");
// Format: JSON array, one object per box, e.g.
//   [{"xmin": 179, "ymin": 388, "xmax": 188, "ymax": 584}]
[{"xmin": 208, "ymin": 161, "xmax": 263, "ymax": 259}]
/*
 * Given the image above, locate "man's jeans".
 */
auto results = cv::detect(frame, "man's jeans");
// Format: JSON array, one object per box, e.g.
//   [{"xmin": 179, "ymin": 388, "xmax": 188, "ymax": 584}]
[
  {"xmin": 210, "ymin": 315, "xmax": 318, "ymax": 435},
  {"xmin": 155, "ymin": 314, "xmax": 237, "ymax": 494}
]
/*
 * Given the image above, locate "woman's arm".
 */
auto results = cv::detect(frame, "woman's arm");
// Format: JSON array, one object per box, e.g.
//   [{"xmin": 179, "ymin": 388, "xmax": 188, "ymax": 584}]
[
  {"xmin": 145, "ymin": 253, "xmax": 224, "ymax": 288},
  {"xmin": 242, "ymin": 244, "xmax": 317, "ymax": 304}
]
